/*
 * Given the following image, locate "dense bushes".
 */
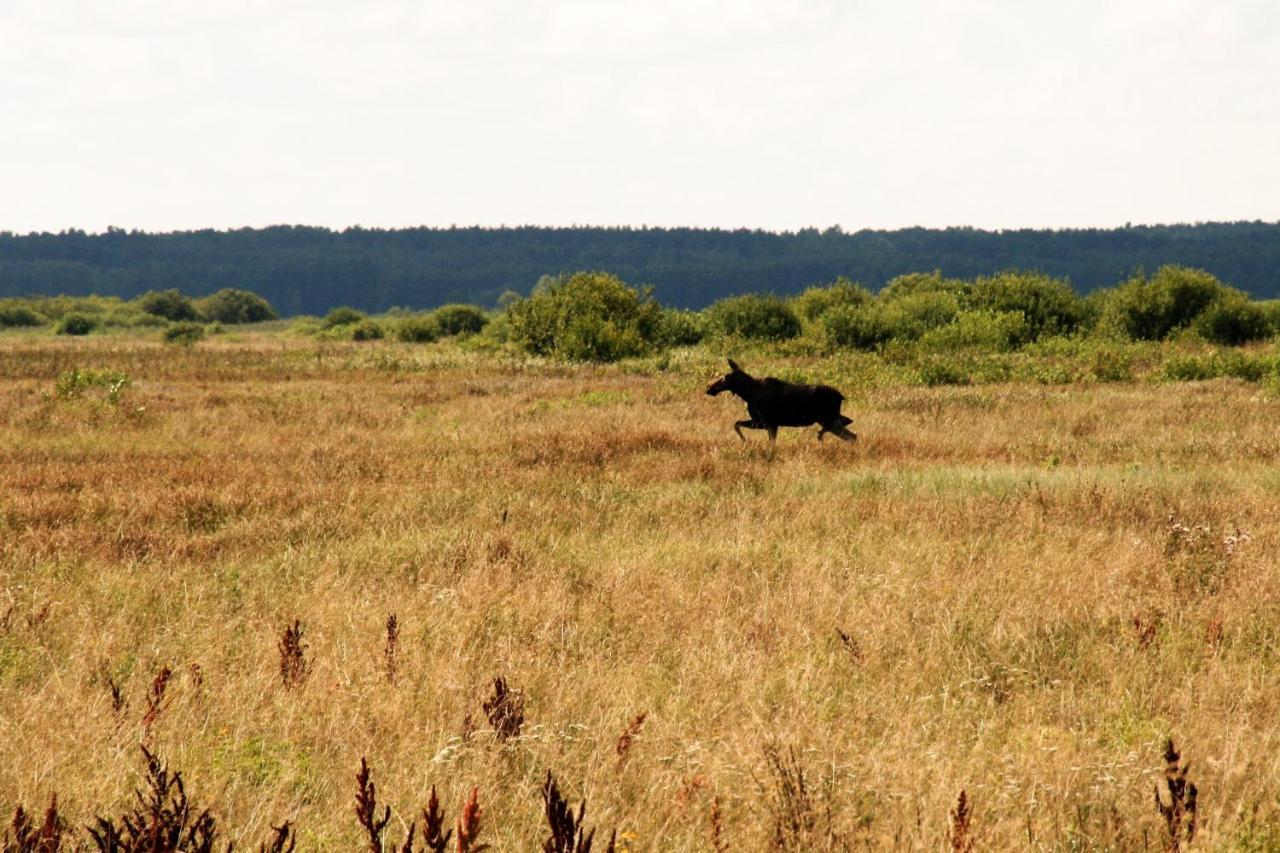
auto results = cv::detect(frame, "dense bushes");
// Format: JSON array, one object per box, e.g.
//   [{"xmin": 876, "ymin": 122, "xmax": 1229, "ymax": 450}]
[
  {"xmin": 431, "ymin": 304, "xmax": 489, "ymax": 337},
  {"xmin": 507, "ymin": 272, "xmax": 662, "ymax": 361},
  {"xmin": 136, "ymin": 289, "xmax": 199, "ymax": 321},
  {"xmin": 6, "ymin": 266, "xmax": 1277, "ymax": 366},
  {"xmin": 792, "ymin": 277, "xmax": 871, "ymax": 321},
  {"xmin": 705, "ymin": 294, "xmax": 801, "ymax": 341},
  {"xmin": 56, "ymin": 313, "xmax": 97, "ymax": 335},
  {"xmin": 1099, "ymin": 266, "xmax": 1236, "ymax": 341},
  {"xmin": 0, "ymin": 299, "xmax": 45, "ymax": 327},
  {"xmin": 163, "ymin": 322, "xmax": 206, "ymax": 346},
  {"xmin": 394, "ymin": 305, "xmax": 490, "ymax": 343},
  {"xmin": 197, "ymin": 289, "xmax": 277, "ymax": 324},
  {"xmin": 323, "ymin": 306, "xmax": 366, "ymax": 328},
  {"xmin": 968, "ymin": 271, "xmax": 1083, "ymax": 338}
]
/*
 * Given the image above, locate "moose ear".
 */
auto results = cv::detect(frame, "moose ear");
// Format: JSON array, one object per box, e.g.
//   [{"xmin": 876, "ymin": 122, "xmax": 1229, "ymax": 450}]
[{"xmin": 727, "ymin": 358, "xmax": 741, "ymax": 372}]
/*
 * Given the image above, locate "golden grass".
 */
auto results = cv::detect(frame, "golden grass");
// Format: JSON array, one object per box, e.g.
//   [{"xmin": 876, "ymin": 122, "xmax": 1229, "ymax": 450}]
[{"xmin": 4, "ymin": 335, "xmax": 1280, "ymax": 849}]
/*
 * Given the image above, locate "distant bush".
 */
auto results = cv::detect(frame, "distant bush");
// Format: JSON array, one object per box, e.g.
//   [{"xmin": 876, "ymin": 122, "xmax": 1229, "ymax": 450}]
[
  {"xmin": 705, "ymin": 294, "xmax": 801, "ymax": 341},
  {"xmin": 1100, "ymin": 266, "xmax": 1238, "ymax": 341},
  {"xmin": 136, "ymin": 289, "xmax": 199, "ymax": 321},
  {"xmin": 652, "ymin": 309, "xmax": 706, "ymax": 347},
  {"xmin": 197, "ymin": 289, "xmax": 277, "ymax": 324},
  {"xmin": 0, "ymin": 300, "xmax": 46, "ymax": 327},
  {"xmin": 918, "ymin": 359, "xmax": 971, "ymax": 386},
  {"xmin": 323, "ymin": 306, "xmax": 365, "ymax": 328},
  {"xmin": 880, "ymin": 271, "xmax": 969, "ymax": 302},
  {"xmin": 791, "ymin": 277, "xmax": 872, "ymax": 321},
  {"xmin": 56, "ymin": 313, "xmax": 97, "ymax": 335},
  {"xmin": 1161, "ymin": 350, "xmax": 1269, "ymax": 383},
  {"xmin": 507, "ymin": 271, "xmax": 661, "ymax": 362},
  {"xmin": 397, "ymin": 314, "xmax": 440, "ymax": 343},
  {"xmin": 54, "ymin": 367, "xmax": 131, "ymax": 402},
  {"xmin": 163, "ymin": 322, "xmax": 206, "ymax": 346},
  {"xmin": 430, "ymin": 304, "xmax": 489, "ymax": 337},
  {"xmin": 822, "ymin": 304, "xmax": 896, "ymax": 350},
  {"xmin": 350, "ymin": 320, "xmax": 385, "ymax": 341},
  {"xmin": 1087, "ymin": 346, "xmax": 1137, "ymax": 383},
  {"xmin": 1192, "ymin": 297, "xmax": 1272, "ymax": 345},
  {"xmin": 968, "ymin": 271, "xmax": 1083, "ymax": 339},
  {"xmin": 918, "ymin": 310, "xmax": 1031, "ymax": 352}
]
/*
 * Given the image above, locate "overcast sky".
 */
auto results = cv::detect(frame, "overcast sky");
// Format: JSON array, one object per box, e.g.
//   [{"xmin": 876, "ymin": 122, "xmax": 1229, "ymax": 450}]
[{"xmin": 2, "ymin": 0, "xmax": 1278, "ymax": 234}]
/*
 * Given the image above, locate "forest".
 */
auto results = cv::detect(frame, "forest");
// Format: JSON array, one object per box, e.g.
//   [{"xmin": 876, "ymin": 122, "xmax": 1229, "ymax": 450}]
[{"xmin": 1, "ymin": 221, "xmax": 1278, "ymax": 315}]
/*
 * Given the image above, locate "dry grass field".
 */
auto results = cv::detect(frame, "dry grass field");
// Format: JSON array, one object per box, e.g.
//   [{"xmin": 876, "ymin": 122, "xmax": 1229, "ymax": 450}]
[{"xmin": 4, "ymin": 334, "xmax": 1280, "ymax": 849}]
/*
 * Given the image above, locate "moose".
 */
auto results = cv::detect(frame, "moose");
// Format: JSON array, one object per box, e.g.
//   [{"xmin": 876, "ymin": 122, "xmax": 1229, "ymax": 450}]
[{"xmin": 706, "ymin": 359, "xmax": 856, "ymax": 443}]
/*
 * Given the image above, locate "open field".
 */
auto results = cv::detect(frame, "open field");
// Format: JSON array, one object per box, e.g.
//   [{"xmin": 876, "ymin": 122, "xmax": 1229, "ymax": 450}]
[{"xmin": 4, "ymin": 334, "xmax": 1280, "ymax": 849}]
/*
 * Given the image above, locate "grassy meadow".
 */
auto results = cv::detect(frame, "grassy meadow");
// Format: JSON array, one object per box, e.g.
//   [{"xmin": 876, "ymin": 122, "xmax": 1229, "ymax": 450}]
[{"xmin": 4, "ymin": 330, "xmax": 1280, "ymax": 849}]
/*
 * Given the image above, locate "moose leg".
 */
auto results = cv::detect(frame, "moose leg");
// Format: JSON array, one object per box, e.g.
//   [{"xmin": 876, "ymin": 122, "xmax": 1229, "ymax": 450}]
[
  {"xmin": 767, "ymin": 425, "xmax": 778, "ymax": 443},
  {"xmin": 734, "ymin": 419, "xmax": 768, "ymax": 441},
  {"xmin": 830, "ymin": 425, "xmax": 857, "ymax": 442},
  {"xmin": 822, "ymin": 418, "xmax": 857, "ymax": 442}
]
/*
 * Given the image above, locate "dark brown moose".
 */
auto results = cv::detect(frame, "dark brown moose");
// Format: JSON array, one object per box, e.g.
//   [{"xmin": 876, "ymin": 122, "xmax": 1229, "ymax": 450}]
[{"xmin": 706, "ymin": 359, "xmax": 856, "ymax": 443}]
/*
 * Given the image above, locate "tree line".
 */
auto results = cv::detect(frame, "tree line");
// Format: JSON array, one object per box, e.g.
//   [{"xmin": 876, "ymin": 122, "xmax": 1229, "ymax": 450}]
[{"xmin": 1, "ymin": 222, "xmax": 1278, "ymax": 313}]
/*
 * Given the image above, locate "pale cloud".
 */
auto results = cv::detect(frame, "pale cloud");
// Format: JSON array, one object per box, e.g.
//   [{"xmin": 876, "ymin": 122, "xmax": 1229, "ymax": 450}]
[{"xmin": 0, "ymin": 0, "xmax": 1276, "ymax": 232}]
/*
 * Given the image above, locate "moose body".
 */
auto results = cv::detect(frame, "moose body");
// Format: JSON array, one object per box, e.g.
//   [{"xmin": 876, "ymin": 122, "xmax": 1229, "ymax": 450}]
[{"xmin": 706, "ymin": 359, "xmax": 856, "ymax": 443}]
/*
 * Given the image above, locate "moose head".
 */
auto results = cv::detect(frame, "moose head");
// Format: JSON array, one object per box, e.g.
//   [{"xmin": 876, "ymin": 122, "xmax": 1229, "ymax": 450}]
[{"xmin": 705, "ymin": 359, "xmax": 748, "ymax": 397}]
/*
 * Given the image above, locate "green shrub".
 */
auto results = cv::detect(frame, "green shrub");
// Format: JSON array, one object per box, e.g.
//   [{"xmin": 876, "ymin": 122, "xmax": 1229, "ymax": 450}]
[
  {"xmin": 880, "ymin": 271, "xmax": 969, "ymax": 302},
  {"xmin": 197, "ymin": 289, "xmax": 277, "ymax": 324},
  {"xmin": 822, "ymin": 304, "xmax": 897, "ymax": 350},
  {"xmin": 1161, "ymin": 351, "xmax": 1268, "ymax": 383},
  {"xmin": 1192, "ymin": 298, "xmax": 1272, "ymax": 345},
  {"xmin": 653, "ymin": 309, "xmax": 705, "ymax": 347},
  {"xmin": 350, "ymin": 320, "xmax": 385, "ymax": 341},
  {"xmin": 397, "ymin": 314, "xmax": 440, "ymax": 343},
  {"xmin": 0, "ymin": 300, "xmax": 46, "ymax": 327},
  {"xmin": 56, "ymin": 313, "xmax": 97, "ymax": 335},
  {"xmin": 323, "ymin": 306, "xmax": 365, "ymax": 328},
  {"xmin": 54, "ymin": 367, "xmax": 131, "ymax": 403},
  {"xmin": 705, "ymin": 294, "xmax": 801, "ymax": 341},
  {"xmin": 917, "ymin": 310, "xmax": 1031, "ymax": 352},
  {"xmin": 136, "ymin": 289, "xmax": 199, "ymax": 321},
  {"xmin": 507, "ymin": 271, "xmax": 662, "ymax": 362},
  {"xmin": 1100, "ymin": 266, "xmax": 1238, "ymax": 341},
  {"xmin": 163, "ymin": 322, "xmax": 206, "ymax": 346},
  {"xmin": 791, "ymin": 277, "xmax": 872, "ymax": 321},
  {"xmin": 969, "ymin": 271, "xmax": 1083, "ymax": 339},
  {"xmin": 918, "ymin": 360, "xmax": 971, "ymax": 386},
  {"xmin": 1088, "ymin": 346, "xmax": 1136, "ymax": 383},
  {"xmin": 430, "ymin": 304, "xmax": 489, "ymax": 337}
]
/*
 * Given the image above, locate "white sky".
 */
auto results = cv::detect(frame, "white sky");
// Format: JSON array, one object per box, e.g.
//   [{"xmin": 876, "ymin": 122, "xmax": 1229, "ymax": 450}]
[{"xmin": 2, "ymin": 0, "xmax": 1278, "ymax": 234}]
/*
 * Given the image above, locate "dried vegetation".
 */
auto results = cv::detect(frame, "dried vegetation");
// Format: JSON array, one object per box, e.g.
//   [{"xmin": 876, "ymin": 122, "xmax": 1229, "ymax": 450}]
[{"xmin": 2, "ymin": 335, "xmax": 1280, "ymax": 847}]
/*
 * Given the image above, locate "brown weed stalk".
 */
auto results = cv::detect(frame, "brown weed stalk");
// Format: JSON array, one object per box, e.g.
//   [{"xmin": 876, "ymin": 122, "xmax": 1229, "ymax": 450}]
[
  {"xmin": 456, "ymin": 788, "xmax": 484, "ymax": 853},
  {"xmin": 420, "ymin": 787, "xmax": 452, "ymax": 853},
  {"xmin": 482, "ymin": 677, "xmax": 524, "ymax": 742},
  {"xmin": 140, "ymin": 667, "xmax": 173, "ymax": 735},
  {"xmin": 1155, "ymin": 739, "xmax": 1198, "ymax": 852},
  {"xmin": 278, "ymin": 620, "xmax": 308, "ymax": 689},
  {"xmin": 709, "ymin": 796, "xmax": 727, "ymax": 853},
  {"xmin": 4, "ymin": 796, "xmax": 68, "ymax": 852},
  {"xmin": 763, "ymin": 744, "xmax": 815, "ymax": 850},
  {"xmin": 384, "ymin": 614, "xmax": 399, "ymax": 685},
  {"xmin": 615, "ymin": 712, "xmax": 646, "ymax": 770},
  {"xmin": 88, "ymin": 745, "xmax": 220, "ymax": 852},
  {"xmin": 354, "ymin": 758, "xmax": 391, "ymax": 853},
  {"xmin": 948, "ymin": 790, "xmax": 974, "ymax": 853},
  {"xmin": 542, "ymin": 771, "xmax": 614, "ymax": 853}
]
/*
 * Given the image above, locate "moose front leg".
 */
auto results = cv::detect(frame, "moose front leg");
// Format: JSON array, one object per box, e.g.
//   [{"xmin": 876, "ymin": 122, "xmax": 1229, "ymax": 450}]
[{"xmin": 734, "ymin": 419, "xmax": 768, "ymax": 441}]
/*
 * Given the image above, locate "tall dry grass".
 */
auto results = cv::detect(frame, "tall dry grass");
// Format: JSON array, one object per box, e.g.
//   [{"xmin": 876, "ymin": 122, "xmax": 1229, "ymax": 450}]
[{"xmin": 3, "ymin": 334, "xmax": 1280, "ymax": 848}]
